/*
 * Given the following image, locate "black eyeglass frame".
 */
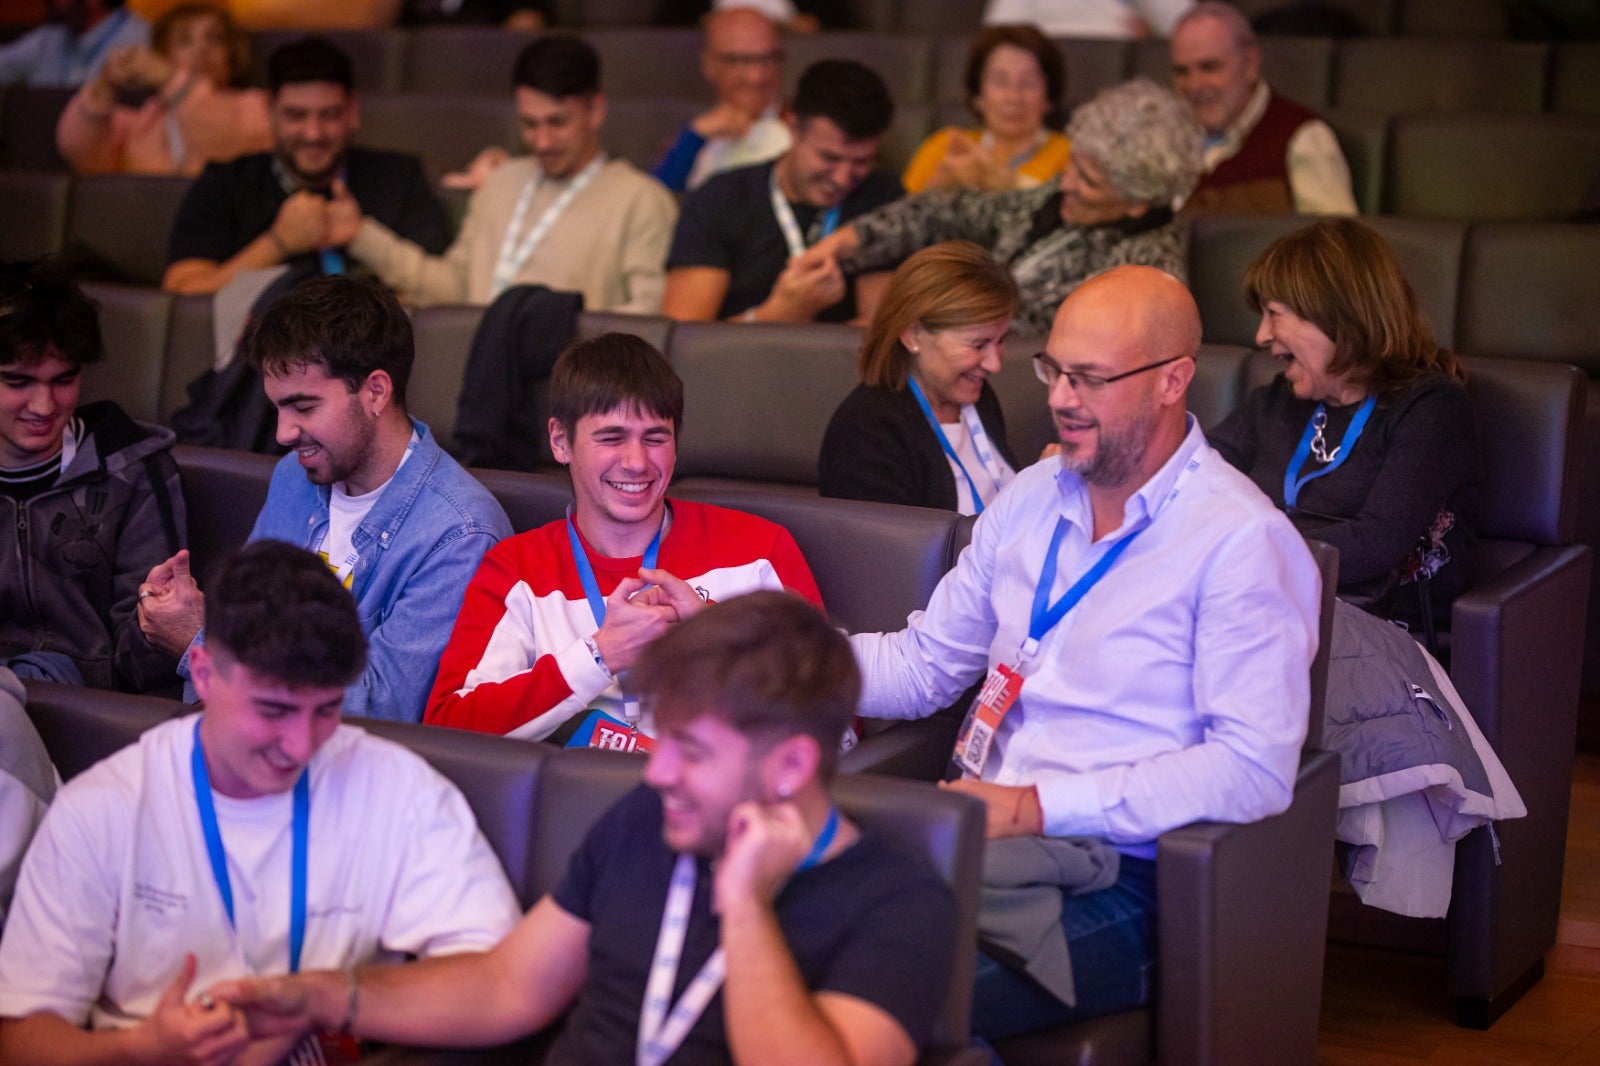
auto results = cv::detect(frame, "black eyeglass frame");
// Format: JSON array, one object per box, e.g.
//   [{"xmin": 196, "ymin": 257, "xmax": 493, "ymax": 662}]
[{"xmin": 1032, "ymin": 352, "xmax": 1188, "ymax": 391}]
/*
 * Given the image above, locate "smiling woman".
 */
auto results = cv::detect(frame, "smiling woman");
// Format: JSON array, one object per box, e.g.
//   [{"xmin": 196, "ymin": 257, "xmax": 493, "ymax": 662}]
[{"xmin": 818, "ymin": 240, "xmax": 1022, "ymax": 513}]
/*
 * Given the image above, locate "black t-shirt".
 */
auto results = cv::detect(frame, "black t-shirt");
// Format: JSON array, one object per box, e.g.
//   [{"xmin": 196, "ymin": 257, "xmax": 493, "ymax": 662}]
[
  {"xmin": 548, "ymin": 784, "xmax": 957, "ymax": 1066},
  {"xmin": 166, "ymin": 148, "xmax": 453, "ymax": 269},
  {"xmin": 666, "ymin": 159, "xmax": 903, "ymax": 323}
]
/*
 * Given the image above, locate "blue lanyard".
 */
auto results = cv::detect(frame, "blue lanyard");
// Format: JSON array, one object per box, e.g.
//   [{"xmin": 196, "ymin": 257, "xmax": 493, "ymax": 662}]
[
  {"xmin": 190, "ymin": 719, "xmax": 310, "ymax": 974},
  {"xmin": 72, "ymin": 9, "xmax": 130, "ymax": 75},
  {"xmin": 1282, "ymin": 396, "xmax": 1376, "ymax": 508},
  {"xmin": 796, "ymin": 807, "xmax": 840, "ymax": 873},
  {"xmin": 319, "ymin": 248, "xmax": 346, "ymax": 276},
  {"xmin": 814, "ymin": 206, "xmax": 841, "ymax": 242},
  {"xmin": 1025, "ymin": 519, "xmax": 1143, "ymax": 658},
  {"xmin": 565, "ymin": 510, "xmax": 664, "ymax": 627},
  {"xmin": 907, "ymin": 377, "xmax": 988, "ymax": 515}
]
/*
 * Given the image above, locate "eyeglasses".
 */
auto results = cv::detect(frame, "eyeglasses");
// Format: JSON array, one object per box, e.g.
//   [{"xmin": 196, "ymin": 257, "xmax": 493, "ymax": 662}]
[
  {"xmin": 1032, "ymin": 352, "xmax": 1187, "ymax": 392},
  {"xmin": 710, "ymin": 49, "xmax": 783, "ymax": 68}
]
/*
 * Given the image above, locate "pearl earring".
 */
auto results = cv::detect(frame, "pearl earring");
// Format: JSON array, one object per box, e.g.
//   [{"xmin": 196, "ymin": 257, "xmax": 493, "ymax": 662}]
[{"xmin": 777, "ymin": 782, "xmax": 793, "ymax": 799}]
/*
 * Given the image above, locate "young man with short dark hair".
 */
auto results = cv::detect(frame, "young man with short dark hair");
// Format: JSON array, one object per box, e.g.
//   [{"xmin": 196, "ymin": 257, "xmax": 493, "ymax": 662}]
[
  {"xmin": 347, "ymin": 33, "xmax": 677, "ymax": 311},
  {"xmin": 426, "ymin": 333, "xmax": 823, "ymax": 744},
  {"xmin": 0, "ymin": 261, "xmax": 185, "ymax": 692},
  {"xmin": 662, "ymin": 58, "xmax": 902, "ymax": 325},
  {"xmin": 0, "ymin": 540, "xmax": 521, "ymax": 1066},
  {"xmin": 139, "ymin": 276, "xmax": 512, "ymax": 721},
  {"xmin": 162, "ymin": 35, "xmax": 452, "ymax": 295},
  {"xmin": 215, "ymin": 590, "xmax": 959, "ymax": 1066}
]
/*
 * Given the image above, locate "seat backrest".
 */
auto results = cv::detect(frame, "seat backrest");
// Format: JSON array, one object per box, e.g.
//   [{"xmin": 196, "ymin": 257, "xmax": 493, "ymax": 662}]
[
  {"xmin": 0, "ymin": 171, "xmax": 69, "ymax": 261},
  {"xmin": 879, "ymin": 102, "xmax": 931, "ymax": 177},
  {"xmin": 65, "ymin": 174, "xmax": 193, "ymax": 286},
  {"xmin": 1187, "ymin": 213, "xmax": 1467, "ymax": 349},
  {"xmin": 1456, "ymin": 223, "xmax": 1600, "ymax": 374},
  {"xmin": 1321, "ymin": 106, "xmax": 1389, "ymax": 216},
  {"xmin": 528, "ymin": 746, "xmax": 985, "ymax": 1051},
  {"xmin": 782, "ymin": 32, "xmax": 933, "ymax": 106},
  {"xmin": 588, "ymin": 28, "xmax": 705, "ymax": 100},
  {"xmin": 79, "ymin": 282, "xmax": 172, "ymax": 424},
  {"xmin": 353, "ymin": 718, "xmax": 549, "ymax": 906},
  {"xmin": 470, "ymin": 466, "xmax": 574, "ymax": 535},
  {"xmin": 576, "ymin": 310, "xmax": 675, "ymax": 352},
  {"xmin": 1333, "ymin": 39, "xmax": 1548, "ymax": 112},
  {"xmin": 1396, "ymin": 0, "xmax": 1509, "ymax": 36},
  {"xmin": 161, "ymin": 293, "xmax": 216, "ymax": 423},
  {"xmin": 602, "ymin": 98, "xmax": 704, "ymax": 171},
  {"xmin": 403, "ymin": 27, "xmax": 539, "ymax": 94},
  {"xmin": 356, "ymin": 93, "xmax": 519, "ymax": 185},
  {"xmin": 667, "ymin": 483, "xmax": 964, "ymax": 635},
  {"xmin": 24, "ymin": 681, "xmax": 183, "ymax": 781},
  {"xmin": 1384, "ymin": 113, "xmax": 1600, "ymax": 222},
  {"xmin": 1550, "ymin": 42, "xmax": 1600, "ymax": 116},
  {"xmin": 1187, "ymin": 343, "xmax": 1254, "ymax": 431},
  {"xmin": 1053, "ymin": 37, "xmax": 1134, "ymax": 112},
  {"xmin": 409, "ymin": 302, "xmax": 485, "ymax": 442},
  {"xmin": 249, "ymin": 28, "xmax": 404, "ymax": 93},
  {"xmin": 172, "ymin": 444, "xmax": 277, "ymax": 577},
  {"xmin": 668, "ymin": 320, "xmax": 862, "ymax": 485}
]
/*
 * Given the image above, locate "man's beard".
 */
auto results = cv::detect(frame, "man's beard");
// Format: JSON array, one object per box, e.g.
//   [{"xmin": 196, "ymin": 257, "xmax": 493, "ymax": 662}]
[{"xmin": 1058, "ymin": 403, "xmax": 1159, "ymax": 488}]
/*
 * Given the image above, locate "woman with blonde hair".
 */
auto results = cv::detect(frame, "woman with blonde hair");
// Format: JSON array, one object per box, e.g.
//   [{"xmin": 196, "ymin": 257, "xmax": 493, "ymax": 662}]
[
  {"xmin": 819, "ymin": 240, "xmax": 1021, "ymax": 512},
  {"xmin": 1209, "ymin": 217, "xmax": 1478, "ymax": 644},
  {"xmin": 56, "ymin": 2, "xmax": 270, "ymax": 175}
]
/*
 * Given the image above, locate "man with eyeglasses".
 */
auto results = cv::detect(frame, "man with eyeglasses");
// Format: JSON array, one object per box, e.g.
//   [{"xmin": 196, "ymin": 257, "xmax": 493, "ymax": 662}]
[
  {"xmin": 651, "ymin": 6, "xmax": 790, "ymax": 194},
  {"xmin": 850, "ymin": 264, "xmax": 1321, "ymax": 1042}
]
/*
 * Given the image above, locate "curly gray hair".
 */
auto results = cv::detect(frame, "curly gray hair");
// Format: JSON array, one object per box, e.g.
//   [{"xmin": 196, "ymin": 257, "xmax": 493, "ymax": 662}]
[{"xmin": 1065, "ymin": 78, "xmax": 1204, "ymax": 208}]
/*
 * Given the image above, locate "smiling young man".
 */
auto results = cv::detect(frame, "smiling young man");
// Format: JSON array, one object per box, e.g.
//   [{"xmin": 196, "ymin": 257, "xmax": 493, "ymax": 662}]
[
  {"xmin": 161, "ymin": 35, "xmax": 452, "ymax": 295},
  {"xmin": 426, "ymin": 333, "xmax": 823, "ymax": 744},
  {"xmin": 0, "ymin": 262, "xmax": 184, "ymax": 692},
  {"xmin": 346, "ymin": 34, "xmax": 677, "ymax": 312},
  {"xmin": 215, "ymin": 590, "xmax": 958, "ymax": 1066},
  {"xmin": 661, "ymin": 58, "xmax": 901, "ymax": 325},
  {"xmin": 138, "ymin": 276, "xmax": 512, "ymax": 722},
  {"xmin": 0, "ymin": 540, "xmax": 521, "ymax": 1066}
]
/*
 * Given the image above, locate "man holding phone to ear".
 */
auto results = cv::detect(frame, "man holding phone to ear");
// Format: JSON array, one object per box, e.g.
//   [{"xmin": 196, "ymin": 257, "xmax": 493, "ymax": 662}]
[
  {"xmin": 213, "ymin": 591, "xmax": 958, "ymax": 1066},
  {"xmin": 161, "ymin": 35, "xmax": 450, "ymax": 296}
]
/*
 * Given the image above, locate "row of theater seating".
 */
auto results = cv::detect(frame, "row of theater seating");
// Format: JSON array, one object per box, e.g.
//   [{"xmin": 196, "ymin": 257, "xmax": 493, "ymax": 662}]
[
  {"xmin": 22, "ymin": 458, "xmax": 1345, "ymax": 1065},
  {"xmin": 5, "ymin": 87, "xmax": 1598, "ymax": 222},
  {"xmin": 61, "ymin": 287, "xmax": 1594, "ymax": 1033}
]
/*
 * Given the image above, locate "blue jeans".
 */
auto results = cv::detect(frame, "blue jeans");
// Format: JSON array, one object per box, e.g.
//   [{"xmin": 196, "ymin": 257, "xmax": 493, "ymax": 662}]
[{"xmin": 971, "ymin": 855, "xmax": 1157, "ymax": 1042}]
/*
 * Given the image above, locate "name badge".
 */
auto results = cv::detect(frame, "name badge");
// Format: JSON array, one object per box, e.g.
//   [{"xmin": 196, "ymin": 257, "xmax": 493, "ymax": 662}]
[
  {"xmin": 952, "ymin": 664, "xmax": 1023, "ymax": 777},
  {"xmin": 568, "ymin": 709, "xmax": 655, "ymax": 754}
]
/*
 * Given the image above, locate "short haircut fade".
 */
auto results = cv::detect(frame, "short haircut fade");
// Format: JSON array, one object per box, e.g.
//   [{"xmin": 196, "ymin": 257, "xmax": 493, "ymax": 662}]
[
  {"xmin": 267, "ymin": 36, "xmax": 354, "ymax": 94},
  {"xmin": 0, "ymin": 259, "xmax": 103, "ymax": 369},
  {"xmin": 792, "ymin": 58, "xmax": 893, "ymax": 141},
  {"xmin": 513, "ymin": 34, "xmax": 601, "ymax": 97},
  {"xmin": 240, "ymin": 275, "xmax": 414, "ymax": 407},
  {"xmin": 548, "ymin": 332, "xmax": 684, "ymax": 439}
]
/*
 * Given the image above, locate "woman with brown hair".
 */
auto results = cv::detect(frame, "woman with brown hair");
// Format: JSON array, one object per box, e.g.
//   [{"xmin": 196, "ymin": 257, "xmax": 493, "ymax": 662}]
[
  {"xmin": 1209, "ymin": 217, "xmax": 1479, "ymax": 642},
  {"xmin": 818, "ymin": 240, "xmax": 1022, "ymax": 512},
  {"xmin": 901, "ymin": 24, "xmax": 1070, "ymax": 195},
  {"xmin": 56, "ymin": 2, "xmax": 270, "ymax": 176}
]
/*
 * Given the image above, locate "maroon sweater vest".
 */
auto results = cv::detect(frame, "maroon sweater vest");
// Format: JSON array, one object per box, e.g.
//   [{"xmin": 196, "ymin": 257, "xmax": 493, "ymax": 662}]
[{"xmin": 1188, "ymin": 91, "xmax": 1321, "ymax": 214}]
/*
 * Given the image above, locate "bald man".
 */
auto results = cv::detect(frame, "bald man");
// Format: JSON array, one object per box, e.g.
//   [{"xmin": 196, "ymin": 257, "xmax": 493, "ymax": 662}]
[
  {"xmin": 1171, "ymin": 2, "xmax": 1357, "ymax": 215},
  {"xmin": 651, "ymin": 6, "xmax": 790, "ymax": 193},
  {"xmin": 850, "ymin": 265, "xmax": 1322, "ymax": 1041}
]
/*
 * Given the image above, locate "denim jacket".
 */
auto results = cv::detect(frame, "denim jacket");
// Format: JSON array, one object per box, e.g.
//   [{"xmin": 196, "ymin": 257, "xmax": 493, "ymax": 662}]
[{"xmin": 182, "ymin": 419, "xmax": 511, "ymax": 722}]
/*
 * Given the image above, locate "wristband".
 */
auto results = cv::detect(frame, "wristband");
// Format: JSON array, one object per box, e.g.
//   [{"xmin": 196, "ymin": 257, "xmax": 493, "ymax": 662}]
[
  {"xmin": 583, "ymin": 634, "xmax": 614, "ymax": 679},
  {"xmin": 266, "ymin": 228, "xmax": 290, "ymax": 258},
  {"xmin": 338, "ymin": 967, "xmax": 359, "ymax": 1035}
]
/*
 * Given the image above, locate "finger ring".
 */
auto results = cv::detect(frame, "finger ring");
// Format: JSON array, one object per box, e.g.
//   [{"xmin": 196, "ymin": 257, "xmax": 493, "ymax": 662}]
[
  {"xmin": 138, "ymin": 590, "xmax": 153, "ymax": 600},
  {"xmin": 199, "ymin": 993, "xmax": 215, "ymax": 1010}
]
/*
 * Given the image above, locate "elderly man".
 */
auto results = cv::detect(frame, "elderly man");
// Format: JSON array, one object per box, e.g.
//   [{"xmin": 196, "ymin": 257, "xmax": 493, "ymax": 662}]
[
  {"xmin": 210, "ymin": 591, "xmax": 958, "ymax": 1066},
  {"xmin": 1171, "ymin": 2, "xmax": 1358, "ymax": 215},
  {"xmin": 652, "ymin": 6, "xmax": 791, "ymax": 194},
  {"xmin": 850, "ymin": 265, "xmax": 1321, "ymax": 1039}
]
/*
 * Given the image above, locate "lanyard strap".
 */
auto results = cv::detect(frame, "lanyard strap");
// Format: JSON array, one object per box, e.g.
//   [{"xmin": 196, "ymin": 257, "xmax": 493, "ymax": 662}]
[
  {"xmin": 492, "ymin": 155, "xmax": 606, "ymax": 297},
  {"xmin": 1024, "ymin": 520, "xmax": 1142, "ymax": 663},
  {"xmin": 1282, "ymin": 396, "xmax": 1376, "ymax": 508},
  {"xmin": 637, "ymin": 807, "xmax": 839, "ymax": 1066},
  {"xmin": 768, "ymin": 169, "xmax": 840, "ymax": 259},
  {"xmin": 977, "ymin": 128, "xmax": 1049, "ymax": 170},
  {"xmin": 190, "ymin": 719, "xmax": 310, "ymax": 974},
  {"xmin": 906, "ymin": 378, "xmax": 1009, "ymax": 515},
  {"xmin": 565, "ymin": 508, "xmax": 664, "ymax": 628}
]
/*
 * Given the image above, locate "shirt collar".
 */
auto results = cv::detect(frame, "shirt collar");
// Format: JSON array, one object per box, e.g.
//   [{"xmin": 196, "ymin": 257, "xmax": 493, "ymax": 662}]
[
  {"xmin": 1204, "ymin": 80, "xmax": 1270, "ymax": 161},
  {"xmin": 1055, "ymin": 413, "xmax": 1205, "ymax": 536}
]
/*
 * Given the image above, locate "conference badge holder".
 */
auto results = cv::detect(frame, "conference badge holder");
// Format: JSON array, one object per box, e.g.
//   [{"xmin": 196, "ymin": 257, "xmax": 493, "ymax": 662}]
[{"xmin": 952, "ymin": 663, "xmax": 1023, "ymax": 777}]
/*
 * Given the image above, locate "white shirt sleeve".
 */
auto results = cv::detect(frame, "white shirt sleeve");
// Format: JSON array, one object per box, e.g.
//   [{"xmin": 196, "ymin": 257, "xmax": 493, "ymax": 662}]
[{"xmin": 1286, "ymin": 119, "xmax": 1360, "ymax": 216}]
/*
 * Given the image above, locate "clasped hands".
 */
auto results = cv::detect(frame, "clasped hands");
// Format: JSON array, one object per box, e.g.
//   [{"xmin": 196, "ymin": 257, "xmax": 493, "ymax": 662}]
[
  {"xmin": 268, "ymin": 179, "xmax": 363, "ymax": 258},
  {"xmin": 138, "ymin": 549, "xmax": 205, "ymax": 657},
  {"xmin": 588, "ymin": 567, "xmax": 706, "ymax": 675}
]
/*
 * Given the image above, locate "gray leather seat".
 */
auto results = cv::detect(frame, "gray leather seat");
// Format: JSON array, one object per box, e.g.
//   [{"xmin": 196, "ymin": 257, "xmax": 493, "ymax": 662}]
[
  {"xmin": 77, "ymin": 282, "xmax": 172, "ymax": 424},
  {"xmin": 65, "ymin": 174, "xmax": 193, "ymax": 286},
  {"xmin": 1384, "ymin": 113, "xmax": 1600, "ymax": 222},
  {"xmin": 1333, "ymin": 39, "xmax": 1549, "ymax": 112},
  {"xmin": 356, "ymin": 94, "xmax": 519, "ymax": 185},
  {"xmin": 249, "ymin": 28, "xmax": 404, "ymax": 93},
  {"xmin": 0, "ymin": 171, "xmax": 70, "ymax": 261}
]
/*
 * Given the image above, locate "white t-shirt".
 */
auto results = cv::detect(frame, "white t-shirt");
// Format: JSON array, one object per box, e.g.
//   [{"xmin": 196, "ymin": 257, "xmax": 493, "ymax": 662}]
[
  {"xmin": 313, "ymin": 433, "xmax": 415, "ymax": 586},
  {"xmin": 0, "ymin": 715, "xmax": 520, "ymax": 1029}
]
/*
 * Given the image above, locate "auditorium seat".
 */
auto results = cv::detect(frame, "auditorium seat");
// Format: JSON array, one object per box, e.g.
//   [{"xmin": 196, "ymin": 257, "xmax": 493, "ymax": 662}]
[
  {"xmin": 403, "ymin": 27, "xmax": 539, "ymax": 95},
  {"xmin": 78, "ymin": 282, "xmax": 172, "ymax": 424},
  {"xmin": 1385, "ymin": 113, "xmax": 1600, "ymax": 222},
  {"xmin": 587, "ymin": 28, "xmax": 704, "ymax": 101},
  {"xmin": 0, "ymin": 85, "xmax": 71, "ymax": 170},
  {"xmin": 667, "ymin": 320, "xmax": 861, "ymax": 489},
  {"xmin": 409, "ymin": 302, "xmax": 484, "ymax": 442},
  {"xmin": 1395, "ymin": 0, "xmax": 1509, "ymax": 37},
  {"xmin": 63, "ymin": 173, "xmax": 192, "ymax": 286},
  {"xmin": 880, "ymin": 102, "xmax": 931, "ymax": 176},
  {"xmin": 0, "ymin": 170, "xmax": 69, "ymax": 262},
  {"xmin": 171, "ymin": 444, "xmax": 276, "ymax": 576},
  {"xmin": 1322, "ymin": 106, "xmax": 1389, "ymax": 215},
  {"xmin": 161, "ymin": 293, "xmax": 216, "ymax": 424},
  {"xmin": 1333, "ymin": 39, "xmax": 1548, "ymax": 113},
  {"xmin": 783, "ymin": 32, "xmax": 934, "ymax": 106},
  {"xmin": 1185, "ymin": 213, "xmax": 1467, "ymax": 349},
  {"xmin": 602, "ymin": 97, "xmax": 702, "ymax": 171},
  {"xmin": 898, "ymin": 0, "xmax": 986, "ymax": 34},
  {"xmin": 356, "ymin": 93, "xmax": 518, "ymax": 186},
  {"xmin": 248, "ymin": 28, "xmax": 404, "ymax": 93},
  {"xmin": 1550, "ymin": 42, "xmax": 1600, "ymax": 116}
]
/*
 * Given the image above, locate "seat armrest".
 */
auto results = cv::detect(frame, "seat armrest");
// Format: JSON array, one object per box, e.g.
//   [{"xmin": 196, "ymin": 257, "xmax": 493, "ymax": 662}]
[
  {"xmin": 841, "ymin": 708, "xmax": 963, "ymax": 781},
  {"xmin": 1445, "ymin": 543, "xmax": 1590, "ymax": 1007},
  {"xmin": 1156, "ymin": 749, "xmax": 1339, "ymax": 1066}
]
